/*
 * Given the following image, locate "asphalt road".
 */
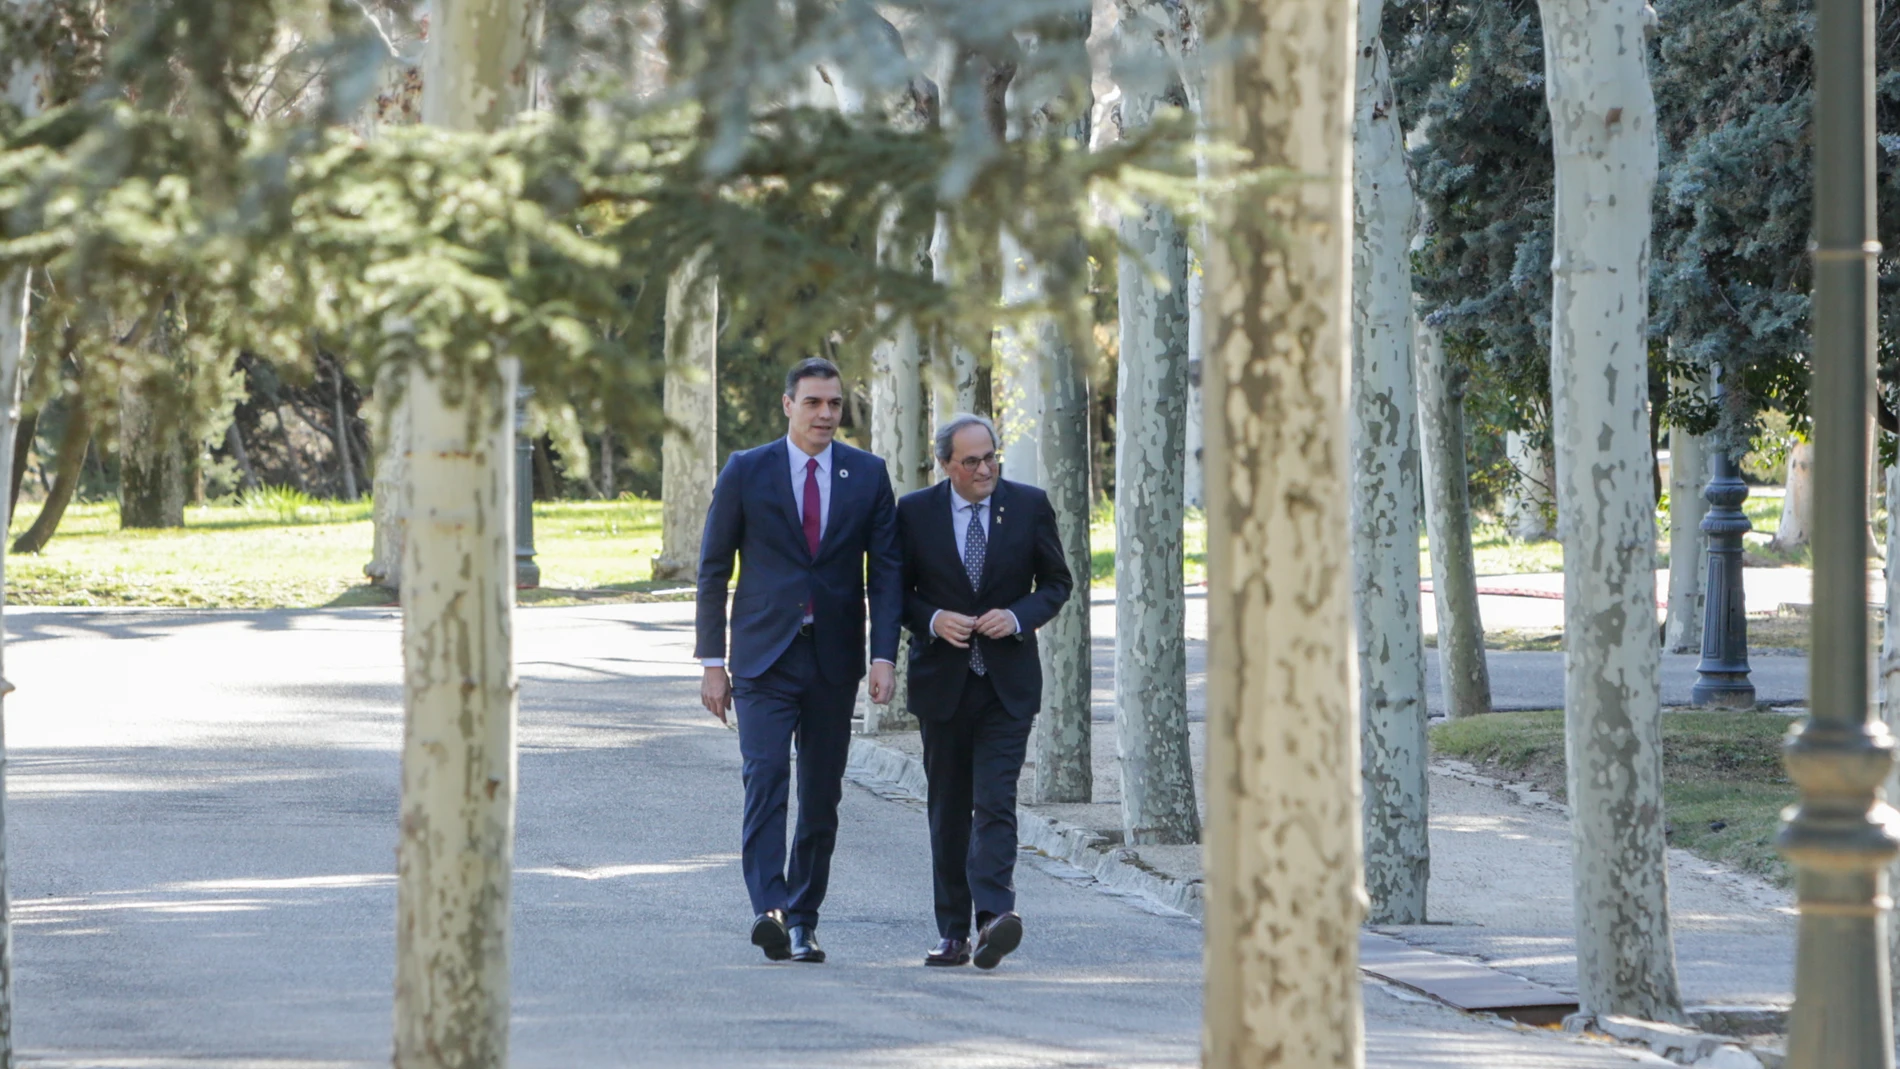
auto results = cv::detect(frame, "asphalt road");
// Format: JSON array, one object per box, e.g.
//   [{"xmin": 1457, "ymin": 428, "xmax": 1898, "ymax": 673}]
[{"xmin": 7, "ymin": 603, "xmax": 1680, "ymax": 1067}]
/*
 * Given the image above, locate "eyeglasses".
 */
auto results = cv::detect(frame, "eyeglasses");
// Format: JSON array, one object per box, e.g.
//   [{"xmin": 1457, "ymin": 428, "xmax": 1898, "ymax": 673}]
[{"xmin": 955, "ymin": 452, "xmax": 1001, "ymax": 473}]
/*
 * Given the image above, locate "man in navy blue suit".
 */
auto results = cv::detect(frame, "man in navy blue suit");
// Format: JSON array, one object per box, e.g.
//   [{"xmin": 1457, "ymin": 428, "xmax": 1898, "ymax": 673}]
[
  {"xmin": 896, "ymin": 413, "xmax": 1071, "ymax": 970},
  {"xmin": 695, "ymin": 357, "xmax": 900, "ymax": 964}
]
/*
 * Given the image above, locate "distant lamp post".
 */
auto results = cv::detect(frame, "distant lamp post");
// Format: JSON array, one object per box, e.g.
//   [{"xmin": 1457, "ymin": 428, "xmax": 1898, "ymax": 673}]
[
  {"xmin": 1779, "ymin": 0, "xmax": 1900, "ymax": 1061},
  {"xmin": 515, "ymin": 385, "xmax": 540, "ymax": 590},
  {"xmin": 1692, "ymin": 441, "xmax": 1755, "ymax": 708}
]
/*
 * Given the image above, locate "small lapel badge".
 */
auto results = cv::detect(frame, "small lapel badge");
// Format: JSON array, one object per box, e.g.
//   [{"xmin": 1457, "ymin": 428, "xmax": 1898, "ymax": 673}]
[
  {"xmin": 996, "ymin": 506, "xmax": 1004, "ymax": 524},
  {"xmin": 839, "ymin": 468, "xmax": 850, "ymax": 479}
]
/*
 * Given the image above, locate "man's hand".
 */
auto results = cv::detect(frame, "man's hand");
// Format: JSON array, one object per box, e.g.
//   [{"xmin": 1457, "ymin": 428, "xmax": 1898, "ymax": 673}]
[
  {"xmin": 701, "ymin": 666, "xmax": 733, "ymax": 724},
  {"xmin": 974, "ymin": 609, "xmax": 1019, "ymax": 640},
  {"xmin": 869, "ymin": 661, "xmax": 896, "ymax": 704},
  {"xmin": 932, "ymin": 611, "xmax": 977, "ymax": 648}
]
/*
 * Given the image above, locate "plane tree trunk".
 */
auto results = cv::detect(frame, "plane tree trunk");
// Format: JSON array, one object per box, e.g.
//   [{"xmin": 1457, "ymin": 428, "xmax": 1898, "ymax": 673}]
[
  {"xmin": 1351, "ymin": 0, "xmax": 1430, "ymax": 924},
  {"xmin": 1200, "ymin": 0, "xmax": 1365, "ymax": 1061},
  {"xmin": 393, "ymin": 3, "xmax": 539, "ymax": 1065},
  {"xmin": 1111, "ymin": 0, "xmax": 1199, "ymax": 846},
  {"xmin": 1538, "ymin": 0, "xmax": 1687, "ymax": 1022}
]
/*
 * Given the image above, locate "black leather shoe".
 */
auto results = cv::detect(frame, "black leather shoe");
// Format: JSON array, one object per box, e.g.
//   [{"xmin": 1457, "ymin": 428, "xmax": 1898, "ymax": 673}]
[
  {"xmin": 751, "ymin": 910, "xmax": 791, "ymax": 961},
  {"xmin": 973, "ymin": 912, "xmax": 1022, "ymax": 970},
  {"xmin": 924, "ymin": 937, "xmax": 971, "ymax": 967},
  {"xmin": 789, "ymin": 924, "xmax": 825, "ymax": 963}
]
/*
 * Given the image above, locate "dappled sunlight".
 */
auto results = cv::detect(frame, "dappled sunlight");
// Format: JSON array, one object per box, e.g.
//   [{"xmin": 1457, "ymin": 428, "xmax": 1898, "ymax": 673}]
[{"xmin": 164, "ymin": 874, "xmax": 394, "ymax": 893}]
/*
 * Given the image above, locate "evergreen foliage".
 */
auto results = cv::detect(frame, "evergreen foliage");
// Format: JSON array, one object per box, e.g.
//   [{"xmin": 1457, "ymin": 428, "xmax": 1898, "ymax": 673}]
[{"xmin": 1, "ymin": 0, "xmax": 1201, "ymax": 465}]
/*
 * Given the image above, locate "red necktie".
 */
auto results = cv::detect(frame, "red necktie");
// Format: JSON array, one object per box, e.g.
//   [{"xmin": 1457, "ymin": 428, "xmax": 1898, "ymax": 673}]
[{"xmin": 802, "ymin": 457, "xmax": 822, "ymax": 556}]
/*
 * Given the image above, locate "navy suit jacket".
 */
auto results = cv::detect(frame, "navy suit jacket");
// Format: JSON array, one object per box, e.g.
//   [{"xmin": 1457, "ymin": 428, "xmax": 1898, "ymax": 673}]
[
  {"xmin": 897, "ymin": 478, "xmax": 1072, "ymax": 721},
  {"xmin": 695, "ymin": 438, "xmax": 901, "ymax": 684}
]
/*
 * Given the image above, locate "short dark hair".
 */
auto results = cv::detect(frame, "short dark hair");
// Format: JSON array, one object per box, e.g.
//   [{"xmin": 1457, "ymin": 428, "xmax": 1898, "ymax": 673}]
[{"xmin": 784, "ymin": 357, "xmax": 842, "ymax": 398}]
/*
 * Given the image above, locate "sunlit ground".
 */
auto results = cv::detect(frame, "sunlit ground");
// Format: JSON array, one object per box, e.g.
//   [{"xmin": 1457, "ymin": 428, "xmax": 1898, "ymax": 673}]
[{"xmin": 5, "ymin": 498, "xmax": 665, "ymax": 609}]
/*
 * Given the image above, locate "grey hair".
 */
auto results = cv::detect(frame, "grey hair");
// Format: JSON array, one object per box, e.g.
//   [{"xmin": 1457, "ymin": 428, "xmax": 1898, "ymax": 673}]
[{"xmin": 934, "ymin": 413, "xmax": 1000, "ymax": 464}]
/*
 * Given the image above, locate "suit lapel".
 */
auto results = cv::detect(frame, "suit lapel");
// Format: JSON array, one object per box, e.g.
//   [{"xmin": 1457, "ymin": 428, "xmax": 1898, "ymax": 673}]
[
  {"xmin": 816, "ymin": 446, "xmax": 854, "ymax": 559},
  {"xmin": 975, "ymin": 480, "xmax": 1009, "ymax": 598},
  {"xmin": 769, "ymin": 439, "xmax": 809, "ymax": 556}
]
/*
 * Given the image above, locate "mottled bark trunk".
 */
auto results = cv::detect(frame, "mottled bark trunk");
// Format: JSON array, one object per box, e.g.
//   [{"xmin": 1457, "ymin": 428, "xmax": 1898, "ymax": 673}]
[
  {"xmin": 1663, "ymin": 412, "xmax": 1708, "ymax": 653},
  {"xmin": 1538, "ymin": 0, "xmax": 1686, "ymax": 1022},
  {"xmin": 929, "ymin": 214, "xmax": 980, "ymax": 429},
  {"xmin": 365, "ymin": 14, "xmax": 426, "ymax": 588},
  {"xmin": 1415, "ymin": 322, "xmax": 1491, "ymax": 718},
  {"xmin": 1112, "ymin": 8, "xmax": 1199, "ymax": 845},
  {"xmin": 226, "ymin": 422, "xmax": 259, "ymax": 492},
  {"xmin": 367, "ymin": 362, "xmax": 410, "ymax": 589},
  {"xmin": 1882, "ymin": 462, "xmax": 1900, "ymax": 1029},
  {"xmin": 999, "ymin": 10, "xmax": 1094, "ymax": 805},
  {"xmin": 394, "ymin": 3, "xmax": 538, "ymax": 1065},
  {"xmin": 118, "ymin": 337, "xmax": 189, "ymax": 530},
  {"xmin": 1772, "ymin": 440, "xmax": 1813, "ymax": 552},
  {"xmin": 865, "ymin": 217, "xmax": 931, "ymax": 731},
  {"xmin": 1351, "ymin": 0, "xmax": 1429, "ymax": 924},
  {"xmin": 1200, "ymin": 0, "xmax": 1365, "ymax": 1063},
  {"xmin": 1505, "ymin": 430, "xmax": 1556, "ymax": 541},
  {"xmin": 652, "ymin": 254, "xmax": 717, "ymax": 583},
  {"xmin": 0, "ymin": 158, "xmax": 26, "ymax": 1069}
]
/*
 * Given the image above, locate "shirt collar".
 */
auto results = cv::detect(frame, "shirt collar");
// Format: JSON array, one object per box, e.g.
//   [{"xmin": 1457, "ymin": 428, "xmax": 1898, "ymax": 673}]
[
  {"xmin": 788, "ymin": 437, "xmax": 833, "ymax": 474},
  {"xmin": 953, "ymin": 491, "xmax": 992, "ymax": 511}
]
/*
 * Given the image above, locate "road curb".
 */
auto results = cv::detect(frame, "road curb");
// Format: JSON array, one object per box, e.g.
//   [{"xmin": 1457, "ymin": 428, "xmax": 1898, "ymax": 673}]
[{"xmin": 844, "ymin": 736, "xmax": 1204, "ymax": 920}]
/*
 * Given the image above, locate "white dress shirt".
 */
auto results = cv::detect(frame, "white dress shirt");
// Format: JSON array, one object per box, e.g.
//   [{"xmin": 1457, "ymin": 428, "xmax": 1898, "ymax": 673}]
[
  {"xmin": 929, "ymin": 493, "xmax": 1019, "ymax": 640},
  {"xmin": 702, "ymin": 437, "xmax": 891, "ymax": 670}
]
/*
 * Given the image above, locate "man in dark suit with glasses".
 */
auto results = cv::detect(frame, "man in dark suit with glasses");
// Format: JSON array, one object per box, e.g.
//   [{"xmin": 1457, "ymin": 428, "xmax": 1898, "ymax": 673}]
[{"xmin": 895, "ymin": 413, "xmax": 1072, "ymax": 969}]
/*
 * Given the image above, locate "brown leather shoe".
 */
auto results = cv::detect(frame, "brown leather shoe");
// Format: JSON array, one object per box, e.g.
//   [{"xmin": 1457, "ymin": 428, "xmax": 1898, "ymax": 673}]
[
  {"xmin": 751, "ymin": 910, "xmax": 791, "ymax": 961},
  {"xmin": 973, "ymin": 912, "xmax": 1022, "ymax": 970},
  {"xmin": 925, "ymin": 937, "xmax": 971, "ymax": 967}
]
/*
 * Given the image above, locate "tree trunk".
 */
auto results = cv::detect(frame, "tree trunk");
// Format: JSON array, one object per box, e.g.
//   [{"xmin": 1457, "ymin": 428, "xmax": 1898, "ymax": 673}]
[
  {"xmin": 1538, "ymin": 0, "xmax": 1686, "ymax": 1022},
  {"xmin": 12, "ymin": 402, "xmax": 88, "ymax": 555},
  {"xmin": 1882, "ymin": 462, "xmax": 1900, "ymax": 1030},
  {"xmin": 1351, "ymin": 0, "xmax": 1430, "ymax": 925},
  {"xmin": 394, "ymin": 3, "xmax": 537, "ymax": 1065},
  {"xmin": 1201, "ymin": 0, "xmax": 1365, "ymax": 1059},
  {"xmin": 0, "ymin": 24, "xmax": 37, "ymax": 1054},
  {"xmin": 365, "ymin": 12, "xmax": 426, "ymax": 588},
  {"xmin": 366, "ymin": 362, "xmax": 410, "ymax": 589},
  {"xmin": 0, "ymin": 249, "xmax": 20, "ymax": 1069},
  {"xmin": 226, "ymin": 422, "xmax": 260, "ymax": 492},
  {"xmin": 1416, "ymin": 323, "xmax": 1492, "ymax": 719},
  {"xmin": 8, "ymin": 412, "xmax": 33, "ymax": 527},
  {"xmin": 1505, "ymin": 429, "xmax": 1556, "ymax": 541},
  {"xmin": 1112, "ymin": 5, "xmax": 1199, "ymax": 846},
  {"xmin": 118, "ymin": 331, "xmax": 189, "ymax": 530},
  {"xmin": 864, "ymin": 226, "xmax": 931, "ymax": 733},
  {"xmin": 651, "ymin": 253, "xmax": 717, "ymax": 583},
  {"xmin": 597, "ymin": 429, "xmax": 615, "ymax": 499},
  {"xmin": 1664, "ymin": 410, "xmax": 1709, "ymax": 653},
  {"xmin": 929, "ymin": 213, "xmax": 981, "ymax": 428},
  {"xmin": 333, "ymin": 358, "xmax": 358, "ymax": 501},
  {"xmin": 998, "ymin": 12, "xmax": 1094, "ymax": 806},
  {"xmin": 1772, "ymin": 440, "xmax": 1813, "ymax": 552}
]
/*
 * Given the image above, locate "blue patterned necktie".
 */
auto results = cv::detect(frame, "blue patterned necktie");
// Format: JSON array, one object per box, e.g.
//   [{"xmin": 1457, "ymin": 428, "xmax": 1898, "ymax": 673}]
[{"xmin": 964, "ymin": 501, "xmax": 987, "ymax": 676}]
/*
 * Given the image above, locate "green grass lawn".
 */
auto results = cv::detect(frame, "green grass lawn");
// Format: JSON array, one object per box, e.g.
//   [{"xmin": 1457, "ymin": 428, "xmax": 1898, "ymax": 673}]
[
  {"xmin": 5, "ymin": 497, "xmax": 667, "ymax": 609},
  {"xmin": 1431, "ymin": 709, "xmax": 1797, "ymax": 885}
]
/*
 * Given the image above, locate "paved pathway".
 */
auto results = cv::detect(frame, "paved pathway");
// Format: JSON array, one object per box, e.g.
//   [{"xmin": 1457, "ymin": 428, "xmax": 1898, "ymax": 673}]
[{"xmin": 9, "ymin": 604, "xmax": 1674, "ymax": 1067}]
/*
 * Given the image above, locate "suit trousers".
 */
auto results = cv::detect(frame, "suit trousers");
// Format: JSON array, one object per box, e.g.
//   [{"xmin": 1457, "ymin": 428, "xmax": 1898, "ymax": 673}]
[
  {"xmin": 919, "ymin": 671, "xmax": 1033, "ymax": 939},
  {"xmin": 732, "ymin": 633, "xmax": 855, "ymax": 928}
]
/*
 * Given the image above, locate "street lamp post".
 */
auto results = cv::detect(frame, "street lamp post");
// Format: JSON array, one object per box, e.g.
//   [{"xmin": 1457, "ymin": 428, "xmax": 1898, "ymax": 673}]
[
  {"xmin": 1780, "ymin": 0, "xmax": 1900, "ymax": 1060},
  {"xmin": 514, "ymin": 385, "xmax": 540, "ymax": 590},
  {"xmin": 1692, "ymin": 440, "xmax": 1754, "ymax": 707}
]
